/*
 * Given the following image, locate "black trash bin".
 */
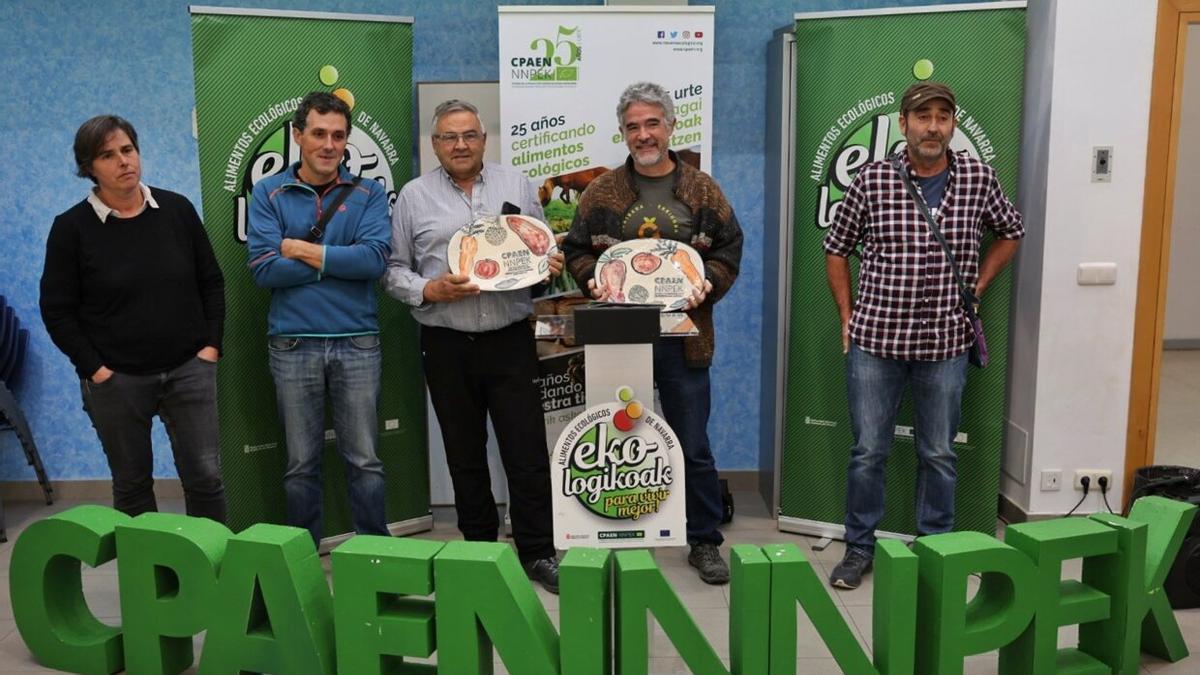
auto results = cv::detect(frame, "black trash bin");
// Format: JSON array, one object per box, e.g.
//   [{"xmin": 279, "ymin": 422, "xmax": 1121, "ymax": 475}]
[
  {"xmin": 1132, "ymin": 465, "xmax": 1200, "ymax": 503},
  {"xmin": 1132, "ymin": 465, "xmax": 1200, "ymax": 608}
]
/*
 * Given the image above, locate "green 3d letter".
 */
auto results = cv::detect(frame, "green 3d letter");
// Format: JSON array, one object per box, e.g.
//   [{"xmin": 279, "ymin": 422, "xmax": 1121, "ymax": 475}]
[
  {"xmin": 874, "ymin": 539, "xmax": 918, "ymax": 675},
  {"xmin": 615, "ymin": 549, "xmax": 728, "ymax": 675},
  {"xmin": 116, "ymin": 512, "xmax": 231, "ymax": 674},
  {"xmin": 198, "ymin": 523, "xmax": 334, "ymax": 675},
  {"xmin": 1081, "ymin": 512, "xmax": 1149, "ymax": 674},
  {"xmin": 1000, "ymin": 517, "xmax": 1118, "ymax": 674},
  {"xmin": 729, "ymin": 545, "xmax": 770, "ymax": 675},
  {"xmin": 434, "ymin": 541, "xmax": 559, "ymax": 675},
  {"xmin": 332, "ymin": 535, "xmax": 444, "ymax": 674},
  {"xmin": 559, "ymin": 548, "xmax": 612, "ymax": 675},
  {"xmin": 914, "ymin": 531, "xmax": 1036, "ymax": 675},
  {"xmin": 764, "ymin": 543, "xmax": 873, "ymax": 675},
  {"xmin": 9, "ymin": 505, "xmax": 131, "ymax": 674},
  {"xmin": 1126, "ymin": 496, "xmax": 1197, "ymax": 662}
]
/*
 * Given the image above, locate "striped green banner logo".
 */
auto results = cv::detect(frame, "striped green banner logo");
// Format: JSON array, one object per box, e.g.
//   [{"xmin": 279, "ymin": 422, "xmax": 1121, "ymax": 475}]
[
  {"xmin": 780, "ymin": 5, "xmax": 1027, "ymax": 538},
  {"xmin": 190, "ymin": 10, "xmax": 428, "ymax": 534}
]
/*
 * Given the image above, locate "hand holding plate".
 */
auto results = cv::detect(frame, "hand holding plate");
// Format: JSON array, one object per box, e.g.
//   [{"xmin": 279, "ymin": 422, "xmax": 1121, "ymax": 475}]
[
  {"xmin": 683, "ymin": 279, "xmax": 713, "ymax": 310},
  {"xmin": 586, "ymin": 278, "xmax": 611, "ymax": 301},
  {"xmin": 424, "ymin": 273, "xmax": 481, "ymax": 303},
  {"xmin": 546, "ymin": 250, "xmax": 564, "ymax": 280}
]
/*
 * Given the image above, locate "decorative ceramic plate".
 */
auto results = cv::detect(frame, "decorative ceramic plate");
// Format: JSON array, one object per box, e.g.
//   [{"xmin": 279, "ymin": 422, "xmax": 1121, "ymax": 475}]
[
  {"xmin": 446, "ymin": 214, "xmax": 556, "ymax": 291},
  {"xmin": 592, "ymin": 239, "xmax": 705, "ymax": 311}
]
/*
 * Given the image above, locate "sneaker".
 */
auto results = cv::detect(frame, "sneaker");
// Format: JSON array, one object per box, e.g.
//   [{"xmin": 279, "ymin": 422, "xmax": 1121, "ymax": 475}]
[
  {"xmin": 524, "ymin": 556, "xmax": 560, "ymax": 594},
  {"xmin": 829, "ymin": 548, "xmax": 873, "ymax": 590},
  {"xmin": 688, "ymin": 542, "xmax": 730, "ymax": 585}
]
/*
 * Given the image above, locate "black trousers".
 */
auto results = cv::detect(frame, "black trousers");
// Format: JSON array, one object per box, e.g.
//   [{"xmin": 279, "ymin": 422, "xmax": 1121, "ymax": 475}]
[
  {"xmin": 80, "ymin": 357, "xmax": 226, "ymax": 523},
  {"xmin": 421, "ymin": 320, "xmax": 555, "ymax": 563}
]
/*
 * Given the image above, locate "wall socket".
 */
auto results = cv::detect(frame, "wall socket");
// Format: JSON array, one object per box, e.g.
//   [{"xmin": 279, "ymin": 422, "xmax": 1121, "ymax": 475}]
[
  {"xmin": 1074, "ymin": 469, "xmax": 1113, "ymax": 492},
  {"xmin": 1040, "ymin": 470, "xmax": 1063, "ymax": 491}
]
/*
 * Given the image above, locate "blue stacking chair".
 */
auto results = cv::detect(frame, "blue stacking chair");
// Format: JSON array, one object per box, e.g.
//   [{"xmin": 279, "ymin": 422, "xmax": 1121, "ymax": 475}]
[
  {"xmin": 0, "ymin": 306, "xmax": 18, "ymax": 384},
  {"xmin": 0, "ymin": 295, "xmax": 54, "ymax": 542}
]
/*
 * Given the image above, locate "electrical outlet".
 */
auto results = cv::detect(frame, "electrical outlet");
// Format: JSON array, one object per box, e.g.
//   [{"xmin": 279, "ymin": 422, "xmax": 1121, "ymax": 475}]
[
  {"xmin": 1040, "ymin": 470, "xmax": 1063, "ymax": 491},
  {"xmin": 1074, "ymin": 469, "xmax": 1113, "ymax": 492}
]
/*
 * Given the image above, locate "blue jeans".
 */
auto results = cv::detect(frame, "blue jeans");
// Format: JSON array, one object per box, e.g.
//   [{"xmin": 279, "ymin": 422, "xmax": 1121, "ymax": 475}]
[
  {"xmin": 653, "ymin": 339, "xmax": 724, "ymax": 546},
  {"xmin": 268, "ymin": 335, "xmax": 388, "ymax": 543},
  {"xmin": 80, "ymin": 356, "xmax": 226, "ymax": 522},
  {"xmin": 843, "ymin": 343, "xmax": 968, "ymax": 556}
]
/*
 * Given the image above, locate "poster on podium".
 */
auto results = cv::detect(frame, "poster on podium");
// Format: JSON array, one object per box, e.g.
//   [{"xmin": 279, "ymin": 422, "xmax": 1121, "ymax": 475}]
[{"xmin": 550, "ymin": 384, "xmax": 686, "ymax": 548}]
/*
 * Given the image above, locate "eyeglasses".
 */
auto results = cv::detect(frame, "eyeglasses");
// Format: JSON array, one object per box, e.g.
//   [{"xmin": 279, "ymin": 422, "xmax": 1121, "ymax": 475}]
[{"xmin": 433, "ymin": 131, "xmax": 484, "ymax": 145}]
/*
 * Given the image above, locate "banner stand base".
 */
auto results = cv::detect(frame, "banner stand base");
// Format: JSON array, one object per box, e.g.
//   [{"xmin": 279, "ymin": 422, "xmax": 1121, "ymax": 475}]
[
  {"xmin": 777, "ymin": 516, "xmax": 914, "ymax": 545},
  {"xmin": 318, "ymin": 514, "xmax": 434, "ymax": 554}
]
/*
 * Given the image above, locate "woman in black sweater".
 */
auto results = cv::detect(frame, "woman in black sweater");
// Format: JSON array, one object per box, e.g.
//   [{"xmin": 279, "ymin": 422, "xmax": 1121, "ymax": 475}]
[{"xmin": 40, "ymin": 115, "xmax": 227, "ymax": 522}]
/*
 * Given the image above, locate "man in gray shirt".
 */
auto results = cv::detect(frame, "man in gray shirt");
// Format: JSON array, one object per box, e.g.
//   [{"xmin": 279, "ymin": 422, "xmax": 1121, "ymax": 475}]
[{"xmin": 384, "ymin": 99, "xmax": 562, "ymax": 593}]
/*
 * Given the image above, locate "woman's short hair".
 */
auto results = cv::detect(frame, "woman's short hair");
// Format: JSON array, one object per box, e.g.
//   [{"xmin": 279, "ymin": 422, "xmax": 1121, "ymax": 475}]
[{"xmin": 74, "ymin": 115, "xmax": 139, "ymax": 183}]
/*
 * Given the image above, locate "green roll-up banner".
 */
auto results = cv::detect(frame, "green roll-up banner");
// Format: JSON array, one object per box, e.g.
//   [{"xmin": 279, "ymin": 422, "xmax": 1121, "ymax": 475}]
[
  {"xmin": 190, "ymin": 7, "xmax": 428, "ymax": 535},
  {"xmin": 780, "ymin": 3, "xmax": 1027, "ymax": 539}
]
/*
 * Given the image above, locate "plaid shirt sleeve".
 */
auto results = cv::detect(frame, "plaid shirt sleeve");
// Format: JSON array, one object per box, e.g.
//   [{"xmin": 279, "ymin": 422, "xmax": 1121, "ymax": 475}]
[
  {"xmin": 823, "ymin": 173, "xmax": 868, "ymax": 257},
  {"xmin": 982, "ymin": 170, "xmax": 1025, "ymax": 240}
]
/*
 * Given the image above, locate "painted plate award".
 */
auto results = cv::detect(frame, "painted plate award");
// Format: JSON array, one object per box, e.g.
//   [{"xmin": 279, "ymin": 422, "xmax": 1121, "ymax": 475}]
[
  {"xmin": 551, "ymin": 385, "xmax": 687, "ymax": 548},
  {"xmin": 593, "ymin": 239, "xmax": 705, "ymax": 311},
  {"xmin": 446, "ymin": 214, "xmax": 556, "ymax": 291}
]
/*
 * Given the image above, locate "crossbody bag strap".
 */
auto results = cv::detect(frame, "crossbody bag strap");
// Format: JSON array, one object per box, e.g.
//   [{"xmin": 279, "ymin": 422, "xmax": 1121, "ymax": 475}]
[
  {"xmin": 305, "ymin": 175, "xmax": 364, "ymax": 242},
  {"xmin": 887, "ymin": 155, "xmax": 977, "ymax": 314}
]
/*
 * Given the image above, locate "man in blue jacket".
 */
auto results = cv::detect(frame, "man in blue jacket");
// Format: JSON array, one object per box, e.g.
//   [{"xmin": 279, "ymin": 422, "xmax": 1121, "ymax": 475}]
[{"xmin": 247, "ymin": 91, "xmax": 391, "ymax": 544}]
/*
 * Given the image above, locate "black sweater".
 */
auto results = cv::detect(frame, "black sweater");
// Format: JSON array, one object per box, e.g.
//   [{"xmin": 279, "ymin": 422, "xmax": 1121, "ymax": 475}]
[{"xmin": 40, "ymin": 188, "xmax": 225, "ymax": 378}]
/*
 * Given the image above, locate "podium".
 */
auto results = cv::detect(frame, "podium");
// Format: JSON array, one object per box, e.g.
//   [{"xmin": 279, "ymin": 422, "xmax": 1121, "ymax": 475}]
[
  {"xmin": 573, "ymin": 302, "xmax": 660, "ymax": 408},
  {"xmin": 544, "ymin": 302, "xmax": 689, "ymax": 549}
]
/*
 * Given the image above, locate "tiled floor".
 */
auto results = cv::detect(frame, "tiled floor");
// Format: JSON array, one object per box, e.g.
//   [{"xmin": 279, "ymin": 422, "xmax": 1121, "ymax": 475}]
[{"xmin": 0, "ymin": 491, "xmax": 1198, "ymax": 674}]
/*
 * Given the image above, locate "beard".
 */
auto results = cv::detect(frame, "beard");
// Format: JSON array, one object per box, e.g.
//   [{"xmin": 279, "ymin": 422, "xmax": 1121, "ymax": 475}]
[
  {"xmin": 908, "ymin": 133, "xmax": 950, "ymax": 162},
  {"xmin": 631, "ymin": 143, "xmax": 666, "ymax": 168}
]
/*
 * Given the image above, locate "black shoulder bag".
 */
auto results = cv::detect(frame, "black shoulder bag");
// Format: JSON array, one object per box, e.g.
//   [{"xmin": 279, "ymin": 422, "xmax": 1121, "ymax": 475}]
[
  {"xmin": 888, "ymin": 155, "xmax": 988, "ymax": 368},
  {"xmin": 305, "ymin": 176, "xmax": 363, "ymax": 242}
]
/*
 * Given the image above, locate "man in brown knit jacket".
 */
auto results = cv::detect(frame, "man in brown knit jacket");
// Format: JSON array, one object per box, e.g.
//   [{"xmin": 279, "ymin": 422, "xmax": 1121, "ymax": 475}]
[{"xmin": 563, "ymin": 81, "xmax": 743, "ymax": 584}]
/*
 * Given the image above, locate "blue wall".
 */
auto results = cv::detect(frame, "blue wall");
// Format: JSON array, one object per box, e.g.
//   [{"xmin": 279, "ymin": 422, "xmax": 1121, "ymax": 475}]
[{"xmin": 0, "ymin": 0, "xmax": 967, "ymax": 482}]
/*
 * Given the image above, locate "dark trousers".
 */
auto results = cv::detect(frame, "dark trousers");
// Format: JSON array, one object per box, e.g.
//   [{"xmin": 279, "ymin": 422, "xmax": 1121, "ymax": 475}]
[
  {"xmin": 80, "ymin": 356, "xmax": 227, "ymax": 522},
  {"xmin": 421, "ymin": 321, "xmax": 554, "ymax": 564},
  {"xmin": 653, "ymin": 339, "xmax": 724, "ymax": 546}
]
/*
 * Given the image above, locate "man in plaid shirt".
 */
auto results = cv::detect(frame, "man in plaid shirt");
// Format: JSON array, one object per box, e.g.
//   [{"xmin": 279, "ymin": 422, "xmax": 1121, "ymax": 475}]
[{"xmin": 824, "ymin": 82, "xmax": 1024, "ymax": 589}]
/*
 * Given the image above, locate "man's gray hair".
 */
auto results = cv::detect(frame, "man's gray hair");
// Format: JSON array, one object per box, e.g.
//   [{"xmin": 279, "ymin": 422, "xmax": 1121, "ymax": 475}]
[
  {"xmin": 616, "ymin": 82, "xmax": 675, "ymax": 127},
  {"xmin": 432, "ymin": 99, "xmax": 485, "ymax": 129}
]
